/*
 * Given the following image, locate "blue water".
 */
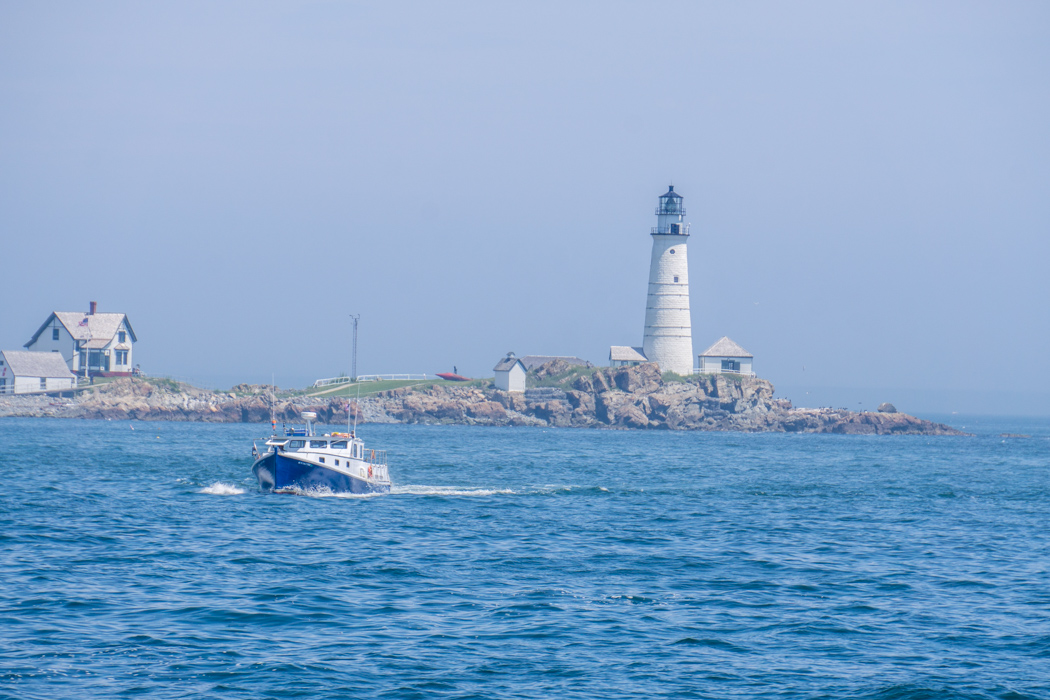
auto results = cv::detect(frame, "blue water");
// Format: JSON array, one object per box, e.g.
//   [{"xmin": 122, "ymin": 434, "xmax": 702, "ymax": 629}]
[{"xmin": 2, "ymin": 416, "xmax": 1049, "ymax": 699}]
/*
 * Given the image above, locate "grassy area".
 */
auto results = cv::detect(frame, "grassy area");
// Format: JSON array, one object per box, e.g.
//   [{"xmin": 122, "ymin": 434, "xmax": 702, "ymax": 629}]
[
  {"xmin": 140, "ymin": 377, "xmax": 186, "ymax": 392},
  {"xmin": 528, "ymin": 365, "xmax": 601, "ymax": 388},
  {"xmin": 661, "ymin": 371, "xmax": 693, "ymax": 384},
  {"xmin": 304, "ymin": 377, "xmax": 492, "ymax": 398}
]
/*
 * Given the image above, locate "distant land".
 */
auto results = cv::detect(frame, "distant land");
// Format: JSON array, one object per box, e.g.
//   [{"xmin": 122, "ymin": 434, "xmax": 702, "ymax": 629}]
[{"xmin": 0, "ymin": 360, "xmax": 966, "ymax": 435}]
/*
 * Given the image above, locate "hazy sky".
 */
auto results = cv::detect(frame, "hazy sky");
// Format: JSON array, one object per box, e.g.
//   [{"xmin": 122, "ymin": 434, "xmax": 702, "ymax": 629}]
[{"xmin": 2, "ymin": 1, "xmax": 1048, "ymax": 415}]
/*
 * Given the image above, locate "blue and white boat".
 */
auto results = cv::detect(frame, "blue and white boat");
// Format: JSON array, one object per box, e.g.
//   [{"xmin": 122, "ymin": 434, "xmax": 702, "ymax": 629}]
[{"xmin": 251, "ymin": 411, "xmax": 391, "ymax": 495}]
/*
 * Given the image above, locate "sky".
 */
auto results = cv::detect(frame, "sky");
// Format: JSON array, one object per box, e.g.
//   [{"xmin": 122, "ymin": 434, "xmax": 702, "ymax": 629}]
[{"xmin": 1, "ymin": 1, "xmax": 1048, "ymax": 415}]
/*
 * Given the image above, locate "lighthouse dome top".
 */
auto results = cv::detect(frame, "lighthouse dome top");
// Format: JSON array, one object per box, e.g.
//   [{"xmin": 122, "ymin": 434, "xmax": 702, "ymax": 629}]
[{"xmin": 656, "ymin": 185, "xmax": 685, "ymax": 216}]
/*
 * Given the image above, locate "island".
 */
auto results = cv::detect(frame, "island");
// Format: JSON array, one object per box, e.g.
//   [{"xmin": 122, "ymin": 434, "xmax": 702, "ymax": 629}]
[{"xmin": 0, "ymin": 360, "xmax": 966, "ymax": 435}]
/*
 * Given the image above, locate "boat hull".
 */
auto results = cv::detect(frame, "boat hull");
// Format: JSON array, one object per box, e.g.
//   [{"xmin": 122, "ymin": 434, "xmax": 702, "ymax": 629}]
[{"xmin": 252, "ymin": 452, "xmax": 390, "ymax": 495}]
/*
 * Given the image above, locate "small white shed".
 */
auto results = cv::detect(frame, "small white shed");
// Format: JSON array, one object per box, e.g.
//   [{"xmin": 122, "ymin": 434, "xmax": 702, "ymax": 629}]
[
  {"xmin": 609, "ymin": 346, "xmax": 648, "ymax": 367},
  {"xmin": 698, "ymin": 337, "xmax": 754, "ymax": 376},
  {"xmin": 493, "ymin": 352, "xmax": 527, "ymax": 393},
  {"xmin": 0, "ymin": 350, "xmax": 78, "ymax": 395}
]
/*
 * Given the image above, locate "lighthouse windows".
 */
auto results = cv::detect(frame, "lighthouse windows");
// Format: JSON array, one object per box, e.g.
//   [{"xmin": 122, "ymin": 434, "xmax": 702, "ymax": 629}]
[
  {"xmin": 669, "ymin": 249, "xmax": 675, "ymax": 254},
  {"xmin": 674, "ymin": 276, "xmax": 679, "ymax": 283}
]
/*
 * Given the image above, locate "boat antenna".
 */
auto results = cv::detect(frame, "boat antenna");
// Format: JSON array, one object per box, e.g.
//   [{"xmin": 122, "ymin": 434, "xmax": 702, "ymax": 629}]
[{"xmin": 352, "ymin": 381, "xmax": 361, "ymax": 437}]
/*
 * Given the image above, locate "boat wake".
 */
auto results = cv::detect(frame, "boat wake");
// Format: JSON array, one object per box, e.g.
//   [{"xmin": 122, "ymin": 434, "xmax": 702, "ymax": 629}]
[
  {"xmin": 392, "ymin": 484, "xmax": 516, "ymax": 497},
  {"xmin": 200, "ymin": 482, "xmax": 246, "ymax": 496}
]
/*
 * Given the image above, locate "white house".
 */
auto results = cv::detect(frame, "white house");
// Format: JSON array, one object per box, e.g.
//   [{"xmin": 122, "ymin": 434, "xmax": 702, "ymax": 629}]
[
  {"xmin": 609, "ymin": 346, "xmax": 647, "ymax": 368},
  {"xmin": 23, "ymin": 301, "xmax": 137, "ymax": 377},
  {"xmin": 698, "ymin": 336, "xmax": 754, "ymax": 376},
  {"xmin": 493, "ymin": 352, "xmax": 527, "ymax": 392},
  {"xmin": 0, "ymin": 350, "xmax": 77, "ymax": 395}
]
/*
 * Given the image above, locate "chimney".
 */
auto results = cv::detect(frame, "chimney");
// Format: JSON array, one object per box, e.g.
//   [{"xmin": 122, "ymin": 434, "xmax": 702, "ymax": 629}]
[{"xmin": 89, "ymin": 301, "xmax": 97, "ymax": 315}]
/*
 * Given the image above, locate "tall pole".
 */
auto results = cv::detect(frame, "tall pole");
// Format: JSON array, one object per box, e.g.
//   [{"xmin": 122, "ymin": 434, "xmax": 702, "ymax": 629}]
[{"xmin": 350, "ymin": 314, "xmax": 360, "ymax": 381}]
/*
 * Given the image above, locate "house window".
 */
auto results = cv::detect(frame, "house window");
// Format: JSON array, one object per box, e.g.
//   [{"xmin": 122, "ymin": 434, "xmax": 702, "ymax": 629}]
[
  {"xmin": 118, "ymin": 331, "xmax": 126, "ymax": 343},
  {"xmin": 40, "ymin": 378, "xmax": 47, "ymax": 390},
  {"xmin": 721, "ymin": 359, "xmax": 741, "ymax": 372},
  {"xmin": 52, "ymin": 328, "xmax": 60, "ymax": 340},
  {"xmin": 116, "ymin": 350, "xmax": 128, "ymax": 365}
]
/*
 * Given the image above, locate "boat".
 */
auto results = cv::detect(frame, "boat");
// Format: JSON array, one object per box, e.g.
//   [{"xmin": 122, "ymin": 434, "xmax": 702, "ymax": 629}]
[
  {"xmin": 435, "ymin": 372, "xmax": 470, "ymax": 381},
  {"xmin": 251, "ymin": 411, "xmax": 391, "ymax": 494}
]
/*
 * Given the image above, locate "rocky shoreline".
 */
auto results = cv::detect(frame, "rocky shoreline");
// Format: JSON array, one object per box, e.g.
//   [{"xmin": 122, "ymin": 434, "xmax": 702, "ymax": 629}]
[{"xmin": 0, "ymin": 361, "xmax": 966, "ymax": 435}]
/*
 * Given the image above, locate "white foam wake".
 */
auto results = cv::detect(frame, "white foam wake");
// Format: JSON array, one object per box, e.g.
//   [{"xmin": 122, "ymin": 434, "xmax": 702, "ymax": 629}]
[
  {"xmin": 200, "ymin": 482, "xmax": 245, "ymax": 495},
  {"xmin": 392, "ymin": 485, "xmax": 516, "ymax": 497}
]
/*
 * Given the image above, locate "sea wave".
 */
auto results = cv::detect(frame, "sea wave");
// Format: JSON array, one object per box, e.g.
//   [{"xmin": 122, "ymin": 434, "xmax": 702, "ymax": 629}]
[{"xmin": 199, "ymin": 482, "xmax": 245, "ymax": 496}]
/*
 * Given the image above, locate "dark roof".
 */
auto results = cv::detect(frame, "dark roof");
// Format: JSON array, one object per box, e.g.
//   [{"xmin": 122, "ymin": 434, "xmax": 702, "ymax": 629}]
[
  {"xmin": 493, "ymin": 355, "xmax": 526, "ymax": 372},
  {"xmin": 659, "ymin": 185, "xmax": 682, "ymax": 200}
]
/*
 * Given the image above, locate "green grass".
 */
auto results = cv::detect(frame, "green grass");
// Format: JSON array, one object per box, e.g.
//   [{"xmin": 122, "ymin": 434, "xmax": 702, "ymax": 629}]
[
  {"xmin": 141, "ymin": 376, "xmax": 187, "ymax": 392},
  {"xmin": 661, "ymin": 371, "xmax": 692, "ymax": 384},
  {"xmin": 304, "ymin": 378, "xmax": 491, "ymax": 398}
]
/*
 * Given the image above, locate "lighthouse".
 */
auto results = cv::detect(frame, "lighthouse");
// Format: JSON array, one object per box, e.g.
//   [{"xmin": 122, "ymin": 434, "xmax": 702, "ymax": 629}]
[{"xmin": 641, "ymin": 186, "xmax": 694, "ymax": 376}]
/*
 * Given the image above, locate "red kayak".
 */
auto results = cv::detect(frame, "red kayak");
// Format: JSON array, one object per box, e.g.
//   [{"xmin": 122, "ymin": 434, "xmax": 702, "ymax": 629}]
[{"xmin": 435, "ymin": 372, "xmax": 471, "ymax": 382}]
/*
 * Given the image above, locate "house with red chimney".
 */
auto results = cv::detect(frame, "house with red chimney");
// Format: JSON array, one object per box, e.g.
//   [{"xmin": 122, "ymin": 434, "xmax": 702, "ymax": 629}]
[{"xmin": 23, "ymin": 301, "xmax": 137, "ymax": 378}]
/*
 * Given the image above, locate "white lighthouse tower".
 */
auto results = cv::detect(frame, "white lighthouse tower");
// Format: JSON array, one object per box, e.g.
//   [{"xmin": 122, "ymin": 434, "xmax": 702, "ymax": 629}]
[{"xmin": 641, "ymin": 186, "xmax": 694, "ymax": 376}]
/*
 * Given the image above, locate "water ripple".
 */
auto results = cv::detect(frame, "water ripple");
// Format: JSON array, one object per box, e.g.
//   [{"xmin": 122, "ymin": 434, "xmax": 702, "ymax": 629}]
[{"xmin": 1, "ymin": 418, "xmax": 1049, "ymax": 698}]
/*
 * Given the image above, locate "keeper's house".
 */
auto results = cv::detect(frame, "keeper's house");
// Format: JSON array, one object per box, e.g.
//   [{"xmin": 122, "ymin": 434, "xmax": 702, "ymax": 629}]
[
  {"xmin": 493, "ymin": 352, "xmax": 527, "ymax": 393},
  {"xmin": 698, "ymin": 336, "xmax": 754, "ymax": 376},
  {"xmin": 609, "ymin": 346, "xmax": 647, "ymax": 368},
  {"xmin": 23, "ymin": 301, "xmax": 137, "ymax": 378},
  {"xmin": 0, "ymin": 350, "xmax": 77, "ymax": 395}
]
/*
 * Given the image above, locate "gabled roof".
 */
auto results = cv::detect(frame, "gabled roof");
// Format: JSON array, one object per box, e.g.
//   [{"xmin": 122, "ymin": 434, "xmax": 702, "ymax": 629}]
[
  {"xmin": 493, "ymin": 354, "xmax": 526, "ymax": 372},
  {"xmin": 520, "ymin": 355, "xmax": 593, "ymax": 371},
  {"xmin": 25, "ymin": 310, "xmax": 137, "ymax": 348},
  {"xmin": 609, "ymin": 346, "xmax": 648, "ymax": 362},
  {"xmin": 0, "ymin": 350, "xmax": 76, "ymax": 379},
  {"xmin": 699, "ymin": 336, "xmax": 753, "ymax": 358}
]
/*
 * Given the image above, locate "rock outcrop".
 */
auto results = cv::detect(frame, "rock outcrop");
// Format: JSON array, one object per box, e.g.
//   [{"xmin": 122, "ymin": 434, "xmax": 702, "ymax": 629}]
[{"xmin": 0, "ymin": 365, "xmax": 967, "ymax": 435}]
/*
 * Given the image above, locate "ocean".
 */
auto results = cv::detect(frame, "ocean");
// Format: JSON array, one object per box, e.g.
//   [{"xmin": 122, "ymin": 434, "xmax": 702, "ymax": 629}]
[{"xmin": 1, "ymin": 416, "xmax": 1048, "ymax": 699}]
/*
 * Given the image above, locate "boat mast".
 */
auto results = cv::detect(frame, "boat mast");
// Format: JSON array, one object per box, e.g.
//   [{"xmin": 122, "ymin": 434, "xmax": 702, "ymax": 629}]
[
  {"xmin": 349, "ymin": 314, "xmax": 360, "ymax": 381},
  {"xmin": 270, "ymin": 373, "xmax": 276, "ymax": 436}
]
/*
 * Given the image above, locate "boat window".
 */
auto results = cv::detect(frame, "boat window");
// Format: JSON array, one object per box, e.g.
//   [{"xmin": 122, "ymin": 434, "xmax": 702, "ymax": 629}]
[
  {"xmin": 319, "ymin": 457, "xmax": 325, "ymax": 464},
  {"xmin": 335, "ymin": 460, "xmax": 339, "ymax": 466},
  {"xmin": 310, "ymin": 440, "xmax": 328, "ymax": 448},
  {"xmin": 330, "ymin": 440, "xmax": 347, "ymax": 449},
  {"xmin": 286, "ymin": 440, "xmax": 305, "ymax": 450}
]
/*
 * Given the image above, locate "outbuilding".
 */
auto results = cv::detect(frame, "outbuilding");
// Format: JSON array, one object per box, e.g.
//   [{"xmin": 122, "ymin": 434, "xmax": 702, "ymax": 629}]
[
  {"xmin": 609, "ymin": 346, "xmax": 647, "ymax": 368},
  {"xmin": 0, "ymin": 350, "xmax": 78, "ymax": 395},
  {"xmin": 493, "ymin": 352, "xmax": 527, "ymax": 393},
  {"xmin": 698, "ymin": 336, "xmax": 754, "ymax": 376}
]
